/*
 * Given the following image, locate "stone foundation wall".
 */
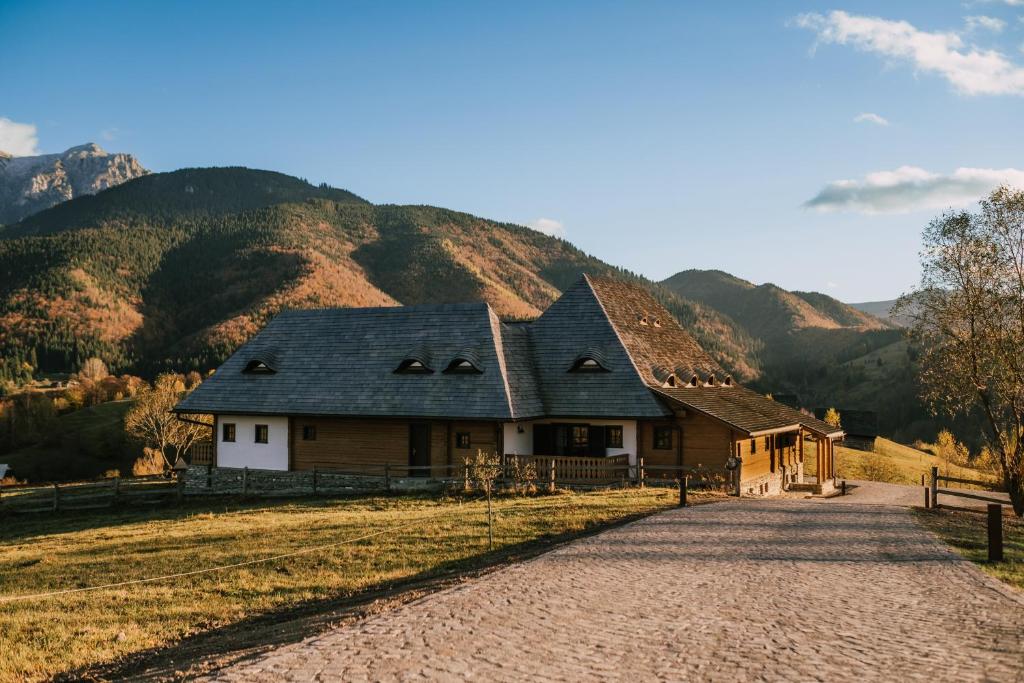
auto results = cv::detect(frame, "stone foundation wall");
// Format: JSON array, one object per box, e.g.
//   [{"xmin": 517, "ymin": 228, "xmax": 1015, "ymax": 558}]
[{"xmin": 183, "ymin": 465, "xmax": 447, "ymax": 497}]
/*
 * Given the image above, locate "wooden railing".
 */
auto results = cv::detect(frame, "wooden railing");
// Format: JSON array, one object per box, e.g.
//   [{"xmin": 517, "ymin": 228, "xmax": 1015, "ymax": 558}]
[
  {"xmin": 502, "ymin": 454, "xmax": 631, "ymax": 486},
  {"xmin": 188, "ymin": 441, "xmax": 214, "ymax": 466}
]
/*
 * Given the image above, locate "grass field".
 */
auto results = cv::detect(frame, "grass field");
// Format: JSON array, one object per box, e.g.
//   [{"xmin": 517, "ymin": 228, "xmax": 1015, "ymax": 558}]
[
  {"xmin": 2, "ymin": 400, "xmax": 136, "ymax": 483},
  {"xmin": 0, "ymin": 488, "xmax": 687, "ymax": 681},
  {"xmin": 916, "ymin": 508, "xmax": 1024, "ymax": 592},
  {"xmin": 805, "ymin": 437, "xmax": 992, "ymax": 486}
]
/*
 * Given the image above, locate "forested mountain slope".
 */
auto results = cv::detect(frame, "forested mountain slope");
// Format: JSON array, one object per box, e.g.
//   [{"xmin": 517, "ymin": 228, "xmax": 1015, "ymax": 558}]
[{"xmin": 0, "ymin": 167, "xmax": 760, "ymax": 381}]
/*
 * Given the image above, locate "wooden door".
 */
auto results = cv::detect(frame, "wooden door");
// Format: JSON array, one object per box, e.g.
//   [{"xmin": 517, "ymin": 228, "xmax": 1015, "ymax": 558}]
[{"xmin": 409, "ymin": 423, "xmax": 430, "ymax": 476}]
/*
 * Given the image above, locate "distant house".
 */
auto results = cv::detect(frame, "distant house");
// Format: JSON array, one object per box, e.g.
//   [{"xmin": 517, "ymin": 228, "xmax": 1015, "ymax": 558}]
[
  {"xmin": 831, "ymin": 410, "xmax": 879, "ymax": 451},
  {"xmin": 175, "ymin": 276, "xmax": 843, "ymax": 495}
]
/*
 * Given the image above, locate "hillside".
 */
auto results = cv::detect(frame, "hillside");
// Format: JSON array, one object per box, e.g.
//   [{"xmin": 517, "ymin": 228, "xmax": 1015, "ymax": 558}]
[
  {"xmin": 0, "ymin": 167, "xmax": 760, "ymax": 381},
  {"xmin": 659, "ymin": 269, "xmax": 931, "ymax": 440},
  {"xmin": 848, "ymin": 298, "xmax": 912, "ymax": 327},
  {"xmin": 0, "ymin": 143, "xmax": 147, "ymax": 225}
]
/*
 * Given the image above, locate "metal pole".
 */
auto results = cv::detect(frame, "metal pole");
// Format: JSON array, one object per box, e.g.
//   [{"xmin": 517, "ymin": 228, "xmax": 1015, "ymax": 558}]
[
  {"xmin": 988, "ymin": 503, "xmax": 1004, "ymax": 562},
  {"xmin": 841, "ymin": 480, "xmax": 847, "ymax": 496},
  {"xmin": 679, "ymin": 476, "xmax": 687, "ymax": 507},
  {"xmin": 924, "ymin": 487, "xmax": 930, "ymax": 509}
]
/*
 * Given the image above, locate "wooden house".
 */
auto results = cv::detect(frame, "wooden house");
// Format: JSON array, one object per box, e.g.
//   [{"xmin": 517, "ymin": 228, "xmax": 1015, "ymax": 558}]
[{"xmin": 175, "ymin": 275, "xmax": 843, "ymax": 495}]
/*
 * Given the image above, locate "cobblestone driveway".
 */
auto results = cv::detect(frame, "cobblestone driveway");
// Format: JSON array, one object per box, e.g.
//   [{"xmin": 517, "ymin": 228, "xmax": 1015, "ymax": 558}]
[{"xmin": 207, "ymin": 500, "xmax": 1024, "ymax": 682}]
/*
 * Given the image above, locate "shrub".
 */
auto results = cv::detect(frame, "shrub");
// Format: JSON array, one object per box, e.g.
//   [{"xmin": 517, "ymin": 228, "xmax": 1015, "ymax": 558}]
[
  {"xmin": 507, "ymin": 457, "xmax": 538, "ymax": 495},
  {"xmin": 132, "ymin": 448, "xmax": 165, "ymax": 476}
]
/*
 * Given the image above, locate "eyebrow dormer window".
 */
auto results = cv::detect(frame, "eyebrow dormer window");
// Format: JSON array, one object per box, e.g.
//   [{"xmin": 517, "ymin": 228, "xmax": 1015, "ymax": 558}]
[
  {"xmin": 723, "ymin": 376, "xmax": 733, "ymax": 387},
  {"xmin": 638, "ymin": 315, "xmax": 649, "ymax": 326},
  {"xmin": 689, "ymin": 375, "xmax": 699, "ymax": 387},
  {"xmin": 662, "ymin": 374, "xmax": 678, "ymax": 388},
  {"xmin": 570, "ymin": 357, "xmax": 609, "ymax": 373},
  {"xmin": 652, "ymin": 318, "xmax": 662, "ymax": 328},
  {"xmin": 243, "ymin": 360, "xmax": 275, "ymax": 374},
  {"xmin": 395, "ymin": 359, "xmax": 433, "ymax": 374},
  {"xmin": 444, "ymin": 358, "xmax": 482, "ymax": 374}
]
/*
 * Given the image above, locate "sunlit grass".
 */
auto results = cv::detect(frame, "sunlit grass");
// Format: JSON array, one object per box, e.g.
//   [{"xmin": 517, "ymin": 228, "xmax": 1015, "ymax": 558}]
[{"xmin": 0, "ymin": 488, "xmax": 684, "ymax": 681}]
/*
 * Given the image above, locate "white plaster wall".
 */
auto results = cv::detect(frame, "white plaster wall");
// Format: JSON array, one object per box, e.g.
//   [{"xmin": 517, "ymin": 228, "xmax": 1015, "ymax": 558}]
[
  {"xmin": 502, "ymin": 420, "xmax": 638, "ymax": 465},
  {"xmin": 217, "ymin": 415, "xmax": 289, "ymax": 470}
]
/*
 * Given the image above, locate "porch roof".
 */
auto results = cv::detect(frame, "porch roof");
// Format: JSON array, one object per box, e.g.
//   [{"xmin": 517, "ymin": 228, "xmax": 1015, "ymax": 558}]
[{"xmin": 653, "ymin": 386, "xmax": 844, "ymax": 438}]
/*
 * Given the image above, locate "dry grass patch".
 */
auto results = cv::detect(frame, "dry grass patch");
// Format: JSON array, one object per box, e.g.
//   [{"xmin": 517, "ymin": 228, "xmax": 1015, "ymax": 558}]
[
  {"xmin": 0, "ymin": 488, "xmax": 683, "ymax": 681},
  {"xmin": 915, "ymin": 508, "xmax": 1024, "ymax": 592},
  {"xmin": 805, "ymin": 437, "xmax": 992, "ymax": 486}
]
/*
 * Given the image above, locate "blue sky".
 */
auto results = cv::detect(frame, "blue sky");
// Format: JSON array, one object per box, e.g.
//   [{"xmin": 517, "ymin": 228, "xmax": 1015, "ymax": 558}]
[{"xmin": 2, "ymin": 1, "xmax": 1022, "ymax": 301}]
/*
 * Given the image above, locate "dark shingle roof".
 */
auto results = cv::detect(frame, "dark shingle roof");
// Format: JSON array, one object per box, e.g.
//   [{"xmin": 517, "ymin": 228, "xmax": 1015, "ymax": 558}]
[
  {"xmin": 176, "ymin": 274, "xmax": 845, "ymax": 436},
  {"xmin": 654, "ymin": 385, "xmax": 844, "ymax": 437},
  {"xmin": 177, "ymin": 304, "xmax": 523, "ymax": 419},
  {"xmin": 525, "ymin": 278, "xmax": 671, "ymax": 418}
]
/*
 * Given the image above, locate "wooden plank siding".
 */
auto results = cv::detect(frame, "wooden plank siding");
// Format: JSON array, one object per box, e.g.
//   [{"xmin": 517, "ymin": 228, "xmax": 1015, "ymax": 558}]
[{"xmin": 289, "ymin": 417, "xmax": 501, "ymax": 477}]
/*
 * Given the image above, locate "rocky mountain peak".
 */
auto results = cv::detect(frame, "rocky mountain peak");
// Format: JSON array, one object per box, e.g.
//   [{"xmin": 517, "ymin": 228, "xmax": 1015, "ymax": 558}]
[{"xmin": 0, "ymin": 143, "xmax": 148, "ymax": 225}]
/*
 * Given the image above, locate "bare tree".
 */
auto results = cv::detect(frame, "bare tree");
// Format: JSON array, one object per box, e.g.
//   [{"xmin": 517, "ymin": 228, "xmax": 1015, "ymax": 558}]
[
  {"xmin": 898, "ymin": 187, "xmax": 1024, "ymax": 515},
  {"xmin": 124, "ymin": 374, "xmax": 211, "ymax": 470}
]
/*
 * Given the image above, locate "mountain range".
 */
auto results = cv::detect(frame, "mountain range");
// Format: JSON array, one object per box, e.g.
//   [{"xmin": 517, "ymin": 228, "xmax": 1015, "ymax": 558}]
[
  {"xmin": 0, "ymin": 160, "xmax": 933, "ymax": 440},
  {"xmin": 0, "ymin": 143, "xmax": 148, "ymax": 225}
]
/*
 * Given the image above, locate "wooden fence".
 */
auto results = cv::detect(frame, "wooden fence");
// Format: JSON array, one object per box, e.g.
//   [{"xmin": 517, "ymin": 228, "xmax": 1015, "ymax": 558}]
[
  {"xmin": 0, "ymin": 475, "xmax": 181, "ymax": 514},
  {"xmin": 929, "ymin": 466, "xmax": 1009, "ymax": 509}
]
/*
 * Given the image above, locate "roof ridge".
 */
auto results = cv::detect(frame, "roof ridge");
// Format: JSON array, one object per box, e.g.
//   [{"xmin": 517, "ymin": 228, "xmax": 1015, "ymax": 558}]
[
  {"xmin": 583, "ymin": 275, "xmax": 649, "ymax": 387},
  {"xmin": 488, "ymin": 307, "xmax": 516, "ymax": 419}
]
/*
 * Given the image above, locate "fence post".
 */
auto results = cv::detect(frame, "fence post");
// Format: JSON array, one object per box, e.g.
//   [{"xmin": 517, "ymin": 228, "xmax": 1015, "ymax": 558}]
[
  {"xmin": 924, "ymin": 487, "xmax": 930, "ymax": 509},
  {"xmin": 988, "ymin": 503, "xmax": 1004, "ymax": 562},
  {"xmin": 679, "ymin": 476, "xmax": 687, "ymax": 507},
  {"xmin": 930, "ymin": 466, "xmax": 939, "ymax": 509},
  {"xmin": 53, "ymin": 483, "xmax": 60, "ymax": 512},
  {"xmin": 385, "ymin": 463, "xmax": 391, "ymax": 493},
  {"xmin": 548, "ymin": 460, "xmax": 556, "ymax": 493},
  {"xmin": 242, "ymin": 466, "xmax": 249, "ymax": 496},
  {"xmin": 312, "ymin": 466, "xmax": 318, "ymax": 496},
  {"xmin": 841, "ymin": 480, "xmax": 847, "ymax": 496},
  {"xmin": 639, "ymin": 457, "xmax": 645, "ymax": 488}
]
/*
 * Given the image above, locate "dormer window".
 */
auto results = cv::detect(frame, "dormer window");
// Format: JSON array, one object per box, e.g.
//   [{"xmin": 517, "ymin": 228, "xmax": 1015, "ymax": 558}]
[
  {"xmin": 705, "ymin": 375, "xmax": 717, "ymax": 387},
  {"xmin": 723, "ymin": 376, "xmax": 733, "ymax": 387},
  {"xmin": 570, "ymin": 357, "xmax": 608, "ymax": 373},
  {"xmin": 689, "ymin": 375, "xmax": 699, "ymax": 387},
  {"xmin": 243, "ymin": 360, "xmax": 275, "ymax": 374},
  {"xmin": 444, "ymin": 358, "xmax": 482, "ymax": 374},
  {"xmin": 652, "ymin": 318, "xmax": 662, "ymax": 328},
  {"xmin": 662, "ymin": 374, "xmax": 678, "ymax": 388},
  {"xmin": 570, "ymin": 347, "xmax": 610, "ymax": 373},
  {"xmin": 395, "ymin": 359, "xmax": 433, "ymax": 374},
  {"xmin": 638, "ymin": 315, "xmax": 649, "ymax": 326}
]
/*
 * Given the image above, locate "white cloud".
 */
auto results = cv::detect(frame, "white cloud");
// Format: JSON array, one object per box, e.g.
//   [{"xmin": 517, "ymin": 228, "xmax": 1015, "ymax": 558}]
[
  {"xmin": 853, "ymin": 112, "xmax": 890, "ymax": 126},
  {"xmin": 100, "ymin": 127, "xmax": 119, "ymax": 142},
  {"xmin": 795, "ymin": 10, "xmax": 1024, "ymax": 95},
  {"xmin": 527, "ymin": 217, "xmax": 565, "ymax": 237},
  {"xmin": 826, "ymin": 281, "xmax": 840, "ymax": 290},
  {"xmin": 804, "ymin": 165, "xmax": 1024, "ymax": 214},
  {"xmin": 0, "ymin": 117, "xmax": 40, "ymax": 156},
  {"xmin": 965, "ymin": 15, "xmax": 1006, "ymax": 33}
]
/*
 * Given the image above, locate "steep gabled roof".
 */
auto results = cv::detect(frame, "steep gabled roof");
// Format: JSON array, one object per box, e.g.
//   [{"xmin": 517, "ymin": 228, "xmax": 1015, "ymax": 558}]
[
  {"xmin": 585, "ymin": 275, "xmax": 724, "ymax": 384},
  {"xmin": 176, "ymin": 303, "xmax": 525, "ymax": 419},
  {"xmin": 524, "ymin": 277, "xmax": 671, "ymax": 418}
]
